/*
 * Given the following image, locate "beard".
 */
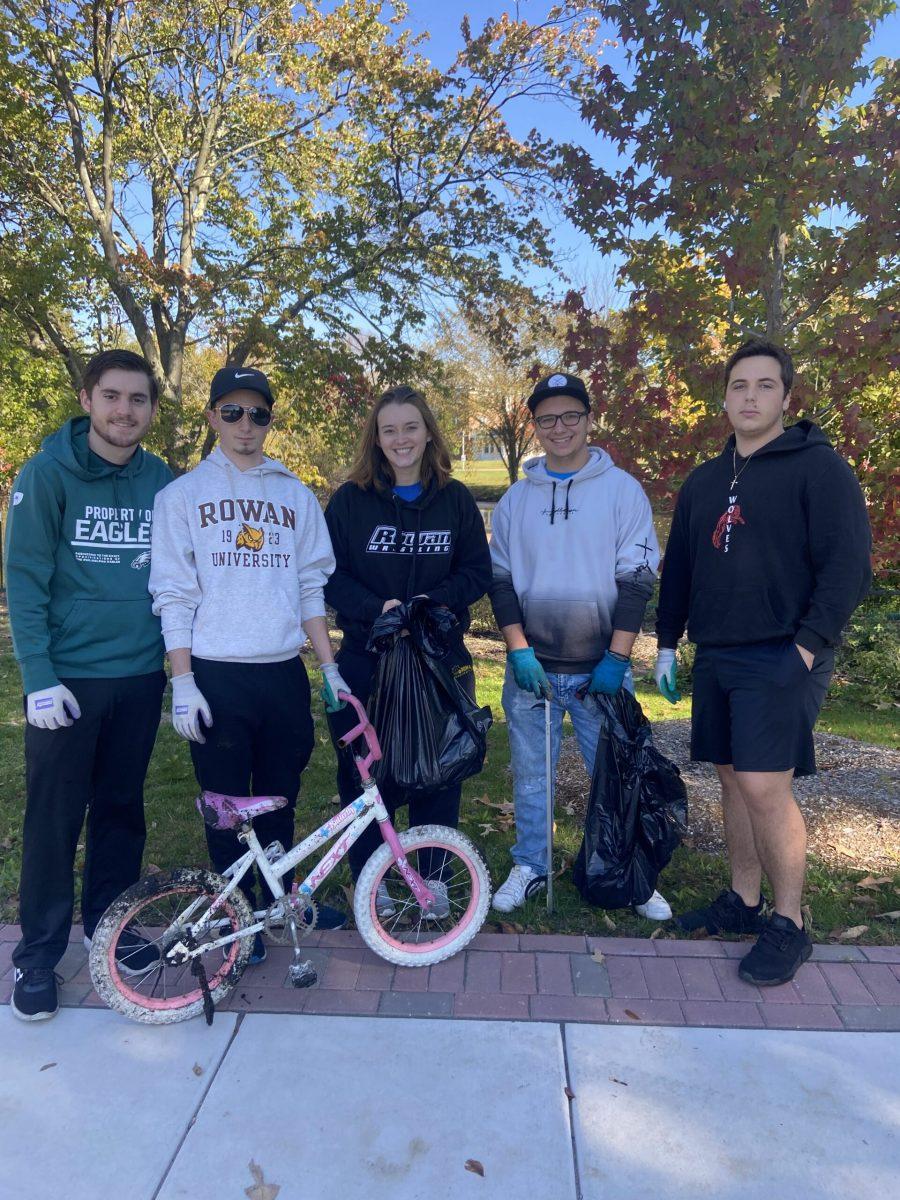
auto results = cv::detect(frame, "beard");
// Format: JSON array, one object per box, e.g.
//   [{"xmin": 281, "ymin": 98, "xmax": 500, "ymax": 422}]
[{"xmin": 94, "ymin": 417, "xmax": 146, "ymax": 448}]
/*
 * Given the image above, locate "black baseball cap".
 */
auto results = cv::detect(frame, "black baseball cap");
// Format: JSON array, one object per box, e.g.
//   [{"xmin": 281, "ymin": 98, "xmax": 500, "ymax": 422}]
[
  {"xmin": 209, "ymin": 366, "xmax": 274, "ymax": 408},
  {"xmin": 526, "ymin": 372, "xmax": 590, "ymax": 413}
]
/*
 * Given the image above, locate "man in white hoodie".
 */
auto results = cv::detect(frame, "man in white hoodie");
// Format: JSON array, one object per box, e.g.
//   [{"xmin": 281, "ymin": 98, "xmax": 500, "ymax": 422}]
[
  {"xmin": 490, "ymin": 372, "xmax": 671, "ymax": 919},
  {"xmin": 150, "ymin": 367, "xmax": 350, "ymax": 960}
]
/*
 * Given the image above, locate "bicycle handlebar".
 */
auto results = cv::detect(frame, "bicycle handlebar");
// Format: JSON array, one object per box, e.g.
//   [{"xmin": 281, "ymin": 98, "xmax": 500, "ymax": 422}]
[{"xmin": 336, "ymin": 691, "xmax": 382, "ymax": 777}]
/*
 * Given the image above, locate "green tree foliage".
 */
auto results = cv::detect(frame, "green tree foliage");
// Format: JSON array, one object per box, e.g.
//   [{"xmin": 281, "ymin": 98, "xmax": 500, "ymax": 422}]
[
  {"xmin": 0, "ymin": 0, "xmax": 599, "ymax": 472},
  {"xmin": 563, "ymin": 0, "xmax": 899, "ymax": 562}
]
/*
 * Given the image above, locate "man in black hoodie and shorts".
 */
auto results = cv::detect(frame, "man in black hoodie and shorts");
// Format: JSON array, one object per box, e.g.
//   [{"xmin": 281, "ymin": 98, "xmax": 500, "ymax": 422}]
[{"xmin": 654, "ymin": 340, "xmax": 871, "ymax": 985}]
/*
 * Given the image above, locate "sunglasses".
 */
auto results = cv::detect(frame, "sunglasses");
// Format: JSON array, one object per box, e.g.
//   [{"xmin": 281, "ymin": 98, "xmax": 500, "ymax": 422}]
[
  {"xmin": 533, "ymin": 410, "xmax": 587, "ymax": 430},
  {"xmin": 215, "ymin": 403, "xmax": 272, "ymax": 427}
]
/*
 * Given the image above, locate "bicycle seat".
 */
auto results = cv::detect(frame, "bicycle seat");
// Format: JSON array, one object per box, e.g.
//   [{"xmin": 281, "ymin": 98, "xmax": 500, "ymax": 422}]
[{"xmin": 196, "ymin": 791, "xmax": 289, "ymax": 831}]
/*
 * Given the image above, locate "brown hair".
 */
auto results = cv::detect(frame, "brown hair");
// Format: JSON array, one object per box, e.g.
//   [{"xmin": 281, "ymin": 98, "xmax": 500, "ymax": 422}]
[
  {"xmin": 346, "ymin": 385, "xmax": 452, "ymax": 492},
  {"xmin": 82, "ymin": 349, "xmax": 158, "ymax": 404}
]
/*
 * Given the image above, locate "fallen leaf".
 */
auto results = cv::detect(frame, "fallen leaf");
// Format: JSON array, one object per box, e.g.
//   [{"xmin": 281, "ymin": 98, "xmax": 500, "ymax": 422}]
[
  {"xmin": 831, "ymin": 843, "xmax": 856, "ymax": 859},
  {"xmin": 340, "ymin": 883, "xmax": 355, "ymax": 910},
  {"xmin": 564, "ymin": 1085, "xmax": 575, "ymax": 1100},
  {"xmin": 245, "ymin": 1159, "xmax": 280, "ymax": 1200},
  {"xmin": 609, "ymin": 1076, "xmax": 629, "ymax": 1086},
  {"xmin": 145, "ymin": 863, "xmax": 162, "ymax": 875},
  {"xmin": 624, "ymin": 1008, "xmax": 640, "ymax": 1020},
  {"xmin": 39, "ymin": 1062, "xmax": 57, "ymax": 1072},
  {"xmin": 856, "ymin": 876, "xmax": 893, "ymax": 890},
  {"xmin": 496, "ymin": 920, "xmax": 524, "ymax": 935},
  {"xmin": 649, "ymin": 927, "xmax": 663, "ymax": 940},
  {"xmin": 601, "ymin": 914, "xmax": 616, "ymax": 931},
  {"xmin": 877, "ymin": 910, "xmax": 900, "ymax": 921},
  {"xmin": 478, "ymin": 823, "xmax": 498, "ymax": 837},
  {"xmin": 464, "ymin": 1159, "xmax": 485, "ymax": 1177},
  {"xmin": 329, "ymin": 793, "xmax": 341, "ymax": 805},
  {"xmin": 591, "ymin": 950, "xmax": 605, "ymax": 965},
  {"xmin": 192, "ymin": 1063, "xmax": 204, "ymax": 1076},
  {"xmin": 838, "ymin": 925, "xmax": 869, "ymax": 941}
]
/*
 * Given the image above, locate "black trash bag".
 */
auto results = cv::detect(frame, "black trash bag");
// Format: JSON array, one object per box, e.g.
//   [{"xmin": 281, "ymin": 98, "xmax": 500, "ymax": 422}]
[
  {"xmin": 573, "ymin": 689, "xmax": 688, "ymax": 909},
  {"xmin": 366, "ymin": 599, "xmax": 492, "ymax": 793}
]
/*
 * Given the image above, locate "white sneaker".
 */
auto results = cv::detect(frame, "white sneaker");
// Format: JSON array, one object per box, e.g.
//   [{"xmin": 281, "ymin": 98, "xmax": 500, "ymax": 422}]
[
  {"xmin": 491, "ymin": 864, "xmax": 546, "ymax": 913},
  {"xmin": 634, "ymin": 889, "xmax": 672, "ymax": 921},
  {"xmin": 421, "ymin": 879, "xmax": 450, "ymax": 920},
  {"xmin": 375, "ymin": 881, "xmax": 396, "ymax": 918}
]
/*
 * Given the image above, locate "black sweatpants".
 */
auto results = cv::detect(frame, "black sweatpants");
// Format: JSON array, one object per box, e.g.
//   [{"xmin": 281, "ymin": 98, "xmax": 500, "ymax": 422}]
[
  {"xmin": 326, "ymin": 642, "xmax": 474, "ymax": 881},
  {"xmin": 189, "ymin": 656, "xmax": 314, "ymax": 908},
  {"xmin": 13, "ymin": 671, "xmax": 166, "ymax": 971}
]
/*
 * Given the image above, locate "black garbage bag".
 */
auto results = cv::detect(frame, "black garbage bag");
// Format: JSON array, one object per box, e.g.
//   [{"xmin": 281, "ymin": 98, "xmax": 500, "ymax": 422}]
[
  {"xmin": 573, "ymin": 690, "xmax": 688, "ymax": 909},
  {"xmin": 366, "ymin": 599, "xmax": 492, "ymax": 793}
]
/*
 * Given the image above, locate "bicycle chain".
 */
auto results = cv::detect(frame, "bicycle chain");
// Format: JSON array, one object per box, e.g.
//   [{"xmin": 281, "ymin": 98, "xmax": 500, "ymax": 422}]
[{"xmin": 263, "ymin": 894, "xmax": 318, "ymax": 944}]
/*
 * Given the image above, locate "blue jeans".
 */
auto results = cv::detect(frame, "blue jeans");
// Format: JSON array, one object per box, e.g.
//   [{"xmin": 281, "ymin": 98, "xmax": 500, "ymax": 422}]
[{"xmin": 501, "ymin": 663, "xmax": 633, "ymax": 874}]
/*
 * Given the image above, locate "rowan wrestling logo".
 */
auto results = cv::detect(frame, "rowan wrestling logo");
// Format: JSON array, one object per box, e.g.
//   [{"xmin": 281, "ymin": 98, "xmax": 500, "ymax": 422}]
[
  {"xmin": 366, "ymin": 525, "xmax": 452, "ymax": 554},
  {"xmin": 712, "ymin": 498, "xmax": 746, "ymax": 552}
]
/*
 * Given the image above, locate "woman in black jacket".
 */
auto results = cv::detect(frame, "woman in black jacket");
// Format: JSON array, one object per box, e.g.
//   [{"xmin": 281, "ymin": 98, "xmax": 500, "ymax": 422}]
[{"xmin": 324, "ymin": 386, "xmax": 492, "ymax": 906}]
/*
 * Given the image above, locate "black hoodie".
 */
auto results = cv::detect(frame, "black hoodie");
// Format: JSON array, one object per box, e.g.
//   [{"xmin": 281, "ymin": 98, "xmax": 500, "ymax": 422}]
[
  {"xmin": 656, "ymin": 421, "xmax": 872, "ymax": 653},
  {"xmin": 324, "ymin": 478, "xmax": 492, "ymax": 653}
]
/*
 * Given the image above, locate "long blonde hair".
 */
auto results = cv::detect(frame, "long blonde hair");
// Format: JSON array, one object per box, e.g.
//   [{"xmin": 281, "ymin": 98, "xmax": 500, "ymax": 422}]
[{"xmin": 346, "ymin": 386, "xmax": 452, "ymax": 493}]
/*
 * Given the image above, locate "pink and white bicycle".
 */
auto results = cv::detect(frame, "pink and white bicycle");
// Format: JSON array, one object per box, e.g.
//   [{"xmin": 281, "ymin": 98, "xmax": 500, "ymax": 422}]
[{"xmin": 89, "ymin": 693, "xmax": 491, "ymax": 1024}]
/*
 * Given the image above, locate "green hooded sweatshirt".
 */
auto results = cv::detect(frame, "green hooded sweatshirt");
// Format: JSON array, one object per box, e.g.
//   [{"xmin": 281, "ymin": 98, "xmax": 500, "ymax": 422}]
[{"xmin": 5, "ymin": 416, "xmax": 173, "ymax": 693}]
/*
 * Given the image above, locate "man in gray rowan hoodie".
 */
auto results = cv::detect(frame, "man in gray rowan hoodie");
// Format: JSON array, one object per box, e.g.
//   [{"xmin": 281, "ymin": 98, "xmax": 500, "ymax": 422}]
[
  {"xmin": 489, "ymin": 372, "xmax": 671, "ymax": 919},
  {"xmin": 149, "ymin": 366, "xmax": 350, "ymax": 959}
]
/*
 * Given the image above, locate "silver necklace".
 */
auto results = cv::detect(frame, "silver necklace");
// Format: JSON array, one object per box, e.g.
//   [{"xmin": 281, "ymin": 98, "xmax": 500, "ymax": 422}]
[{"xmin": 730, "ymin": 448, "xmax": 753, "ymax": 490}]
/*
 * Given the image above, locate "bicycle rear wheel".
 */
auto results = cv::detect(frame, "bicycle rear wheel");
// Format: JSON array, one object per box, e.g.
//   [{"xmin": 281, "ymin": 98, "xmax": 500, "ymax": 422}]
[
  {"xmin": 89, "ymin": 868, "xmax": 254, "ymax": 1024},
  {"xmin": 354, "ymin": 825, "xmax": 491, "ymax": 967}
]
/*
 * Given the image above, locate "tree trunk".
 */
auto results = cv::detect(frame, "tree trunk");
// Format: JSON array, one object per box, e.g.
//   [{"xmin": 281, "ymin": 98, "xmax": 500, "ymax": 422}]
[{"xmin": 768, "ymin": 223, "xmax": 787, "ymax": 340}]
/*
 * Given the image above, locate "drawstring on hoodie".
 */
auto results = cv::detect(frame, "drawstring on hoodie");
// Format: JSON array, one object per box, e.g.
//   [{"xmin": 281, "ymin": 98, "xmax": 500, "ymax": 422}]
[
  {"xmin": 392, "ymin": 492, "xmax": 424, "ymax": 600},
  {"xmin": 548, "ymin": 479, "xmax": 574, "ymax": 525}
]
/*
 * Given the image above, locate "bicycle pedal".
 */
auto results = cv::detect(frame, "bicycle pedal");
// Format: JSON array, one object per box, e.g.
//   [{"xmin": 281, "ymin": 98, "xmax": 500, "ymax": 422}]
[{"xmin": 288, "ymin": 961, "xmax": 318, "ymax": 989}]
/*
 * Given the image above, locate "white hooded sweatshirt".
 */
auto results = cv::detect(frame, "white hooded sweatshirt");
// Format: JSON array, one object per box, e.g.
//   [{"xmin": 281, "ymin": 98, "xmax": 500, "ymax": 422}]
[
  {"xmin": 149, "ymin": 447, "xmax": 335, "ymax": 662},
  {"xmin": 489, "ymin": 448, "xmax": 659, "ymax": 672}
]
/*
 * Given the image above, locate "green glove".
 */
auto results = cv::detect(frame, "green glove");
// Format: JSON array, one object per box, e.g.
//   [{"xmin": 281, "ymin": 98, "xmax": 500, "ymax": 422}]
[{"xmin": 654, "ymin": 648, "xmax": 681, "ymax": 704}]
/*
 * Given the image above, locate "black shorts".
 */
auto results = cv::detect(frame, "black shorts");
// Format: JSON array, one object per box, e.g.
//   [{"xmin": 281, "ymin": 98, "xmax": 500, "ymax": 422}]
[{"xmin": 690, "ymin": 639, "xmax": 834, "ymax": 777}]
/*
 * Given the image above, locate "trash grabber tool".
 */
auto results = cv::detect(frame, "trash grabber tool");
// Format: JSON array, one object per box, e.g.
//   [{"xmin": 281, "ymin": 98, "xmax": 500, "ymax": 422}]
[{"xmin": 545, "ymin": 695, "xmax": 554, "ymax": 913}]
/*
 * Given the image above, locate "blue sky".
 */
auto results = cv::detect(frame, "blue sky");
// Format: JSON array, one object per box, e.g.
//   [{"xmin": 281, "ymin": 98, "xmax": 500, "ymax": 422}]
[{"xmin": 404, "ymin": 1, "xmax": 900, "ymax": 299}]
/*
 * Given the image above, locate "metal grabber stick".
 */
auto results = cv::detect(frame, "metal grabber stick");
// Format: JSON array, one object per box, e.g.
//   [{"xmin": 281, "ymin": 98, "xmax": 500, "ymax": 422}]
[{"xmin": 545, "ymin": 695, "xmax": 554, "ymax": 913}]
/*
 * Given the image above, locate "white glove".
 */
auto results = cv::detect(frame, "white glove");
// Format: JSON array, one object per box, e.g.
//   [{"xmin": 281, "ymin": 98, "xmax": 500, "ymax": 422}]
[
  {"xmin": 654, "ymin": 648, "xmax": 681, "ymax": 704},
  {"xmin": 171, "ymin": 672, "xmax": 213, "ymax": 743},
  {"xmin": 321, "ymin": 662, "xmax": 351, "ymax": 712},
  {"xmin": 26, "ymin": 684, "xmax": 82, "ymax": 730}
]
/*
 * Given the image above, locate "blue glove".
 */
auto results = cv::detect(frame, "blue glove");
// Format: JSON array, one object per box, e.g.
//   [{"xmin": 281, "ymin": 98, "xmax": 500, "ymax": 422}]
[
  {"xmin": 508, "ymin": 647, "xmax": 551, "ymax": 699},
  {"xmin": 588, "ymin": 651, "xmax": 630, "ymax": 696},
  {"xmin": 654, "ymin": 648, "xmax": 681, "ymax": 704}
]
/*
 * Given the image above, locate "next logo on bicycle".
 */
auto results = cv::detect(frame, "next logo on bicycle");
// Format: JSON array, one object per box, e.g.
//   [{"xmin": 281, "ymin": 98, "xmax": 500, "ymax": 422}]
[{"xmin": 366, "ymin": 525, "xmax": 452, "ymax": 555}]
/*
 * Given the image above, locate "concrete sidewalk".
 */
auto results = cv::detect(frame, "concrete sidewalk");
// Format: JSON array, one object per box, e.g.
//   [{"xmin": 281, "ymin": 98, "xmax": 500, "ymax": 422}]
[{"xmin": 2, "ymin": 1008, "xmax": 898, "ymax": 1200}]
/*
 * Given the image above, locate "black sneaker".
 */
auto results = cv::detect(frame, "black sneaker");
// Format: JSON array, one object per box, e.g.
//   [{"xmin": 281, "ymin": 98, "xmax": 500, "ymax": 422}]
[
  {"xmin": 738, "ymin": 914, "xmax": 812, "ymax": 986},
  {"xmin": 675, "ymin": 888, "xmax": 765, "ymax": 936},
  {"xmin": 84, "ymin": 930, "xmax": 160, "ymax": 977},
  {"xmin": 248, "ymin": 933, "xmax": 267, "ymax": 966},
  {"xmin": 308, "ymin": 903, "xmax": 348, "ymax": 931},
  {"xmin": 11, "ymin": 968, "xmax": 60, "ymax": 1021}
]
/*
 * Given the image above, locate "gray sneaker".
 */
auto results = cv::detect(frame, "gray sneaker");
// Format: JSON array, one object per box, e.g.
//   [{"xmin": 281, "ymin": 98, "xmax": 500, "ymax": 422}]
[{"xmin": 421, "ymin": 879, "xmax": 450, "ymax": 920}]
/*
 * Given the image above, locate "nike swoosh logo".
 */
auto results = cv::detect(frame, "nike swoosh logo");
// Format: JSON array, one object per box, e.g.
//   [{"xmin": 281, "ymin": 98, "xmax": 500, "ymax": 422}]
[{"xmin": 234, "ymin": 371, "xmax": 256, "ymax": 378}]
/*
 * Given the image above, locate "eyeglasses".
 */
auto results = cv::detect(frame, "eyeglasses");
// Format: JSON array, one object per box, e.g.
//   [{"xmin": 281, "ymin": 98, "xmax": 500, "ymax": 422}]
[
  {"xmin": 533, "ymin": 410, "xmax": 587, "ymax": 431},
  {"xmin": 216, "ymin": 403, "xmax": 272, "ymax": 427}
]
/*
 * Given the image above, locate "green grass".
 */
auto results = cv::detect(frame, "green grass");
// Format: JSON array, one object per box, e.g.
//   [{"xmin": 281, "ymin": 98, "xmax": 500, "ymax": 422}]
[
  {"xmin": 452, "ymin": 458, "xmax": 516, "ymax": 485},
  {"xmin": 1, "ymin": 613, "xmax": 897, "ymax": 942}
]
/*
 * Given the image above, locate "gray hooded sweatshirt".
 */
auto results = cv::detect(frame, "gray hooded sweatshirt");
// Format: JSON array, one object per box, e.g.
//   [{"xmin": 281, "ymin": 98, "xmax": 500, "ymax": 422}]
[
  {"xmin": 489, "ymin": 448, "xmax": 659, "ymax": 672},
  {"xmin": 149, "ymin": 447, "xmax": 335, "ymax": 662}
]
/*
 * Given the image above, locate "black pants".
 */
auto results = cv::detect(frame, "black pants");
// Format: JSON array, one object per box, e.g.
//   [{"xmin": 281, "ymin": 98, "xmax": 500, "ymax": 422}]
[
  {"xmin": 326, "ymin": 643, "xmax": 473, "ymax": 881},
  {"xmin": 189, "ymin": 656, "xmax": 314, "ymax": 907},
  {"xmin": 13, "ymin": 671, "xmax": 166, "ymax": 970}
]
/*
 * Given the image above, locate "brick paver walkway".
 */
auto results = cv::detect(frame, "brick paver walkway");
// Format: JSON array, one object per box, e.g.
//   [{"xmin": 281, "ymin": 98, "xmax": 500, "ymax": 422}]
[{"xmin": 3, "ymin": 923, "xmax": 899, "ymax": 1030}]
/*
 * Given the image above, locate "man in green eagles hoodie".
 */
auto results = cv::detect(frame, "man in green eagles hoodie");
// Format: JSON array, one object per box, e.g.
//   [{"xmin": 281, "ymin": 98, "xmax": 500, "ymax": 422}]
[{"xmin": 6, "ymin": 349, "xmax": 173, "ymax": 1022}]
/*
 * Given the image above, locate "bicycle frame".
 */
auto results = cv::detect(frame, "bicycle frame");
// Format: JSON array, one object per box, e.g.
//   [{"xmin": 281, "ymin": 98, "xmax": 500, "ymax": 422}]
[{"xmin": 168, "ymin": 693, "xmax": 441, "ymax": 961}]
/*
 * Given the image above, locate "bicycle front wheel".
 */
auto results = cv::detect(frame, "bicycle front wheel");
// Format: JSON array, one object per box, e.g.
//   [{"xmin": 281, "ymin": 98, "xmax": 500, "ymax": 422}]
[
  {"xmin": 89, "ymin": 868, "xmax": 254, "ymax": 1024},
  {"xmin": 354, "ymin": 825, "xmax": 491, "ymax": 967}
]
